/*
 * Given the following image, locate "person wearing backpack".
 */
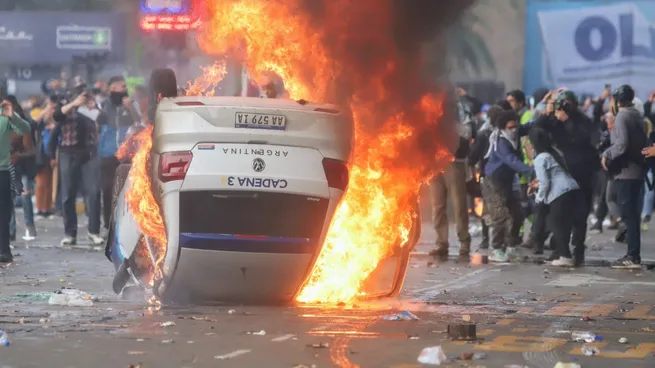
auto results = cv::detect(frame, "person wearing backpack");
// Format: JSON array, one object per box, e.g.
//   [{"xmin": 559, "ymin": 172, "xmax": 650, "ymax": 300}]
[
  {"xmin": 602, "ymin": 85, "xmax": 648, "ymax": 269},
  {"xmin": 96, "ymin": 76, "xmax": 140, "ymax": 232}
]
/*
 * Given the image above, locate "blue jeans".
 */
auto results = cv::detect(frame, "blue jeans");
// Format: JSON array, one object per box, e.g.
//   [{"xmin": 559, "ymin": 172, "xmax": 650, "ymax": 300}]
[
  {"xmin": 642, "ymin": 170, "xmax": 654, "ymax": 218},
  {"xmin": 21, "ymin": 176, "xmax": 35, "ymax": 226},
  {"xmin": 616, "ymin": 179, "xmax": 643, "ymax": 260}
]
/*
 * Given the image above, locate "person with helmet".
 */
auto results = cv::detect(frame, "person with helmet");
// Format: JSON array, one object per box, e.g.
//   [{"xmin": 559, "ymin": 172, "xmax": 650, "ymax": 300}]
[
  {"xmin": 602, "ymin": 84, "xmax": 648, "ymax": 269},
  {"xmin": 532, "ymin": 89, "xmax": 600, "ymax": 265}
]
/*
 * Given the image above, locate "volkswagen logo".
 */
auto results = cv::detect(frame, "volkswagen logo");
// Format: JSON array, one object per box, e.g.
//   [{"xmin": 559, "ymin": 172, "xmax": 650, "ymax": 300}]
[{"xmin": 252, "ymin": 158, "xmax": 266, "ymax": 172}]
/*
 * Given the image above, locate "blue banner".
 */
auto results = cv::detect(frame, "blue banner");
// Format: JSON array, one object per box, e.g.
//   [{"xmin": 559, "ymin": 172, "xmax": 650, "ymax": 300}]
[
  {"xmin": 0, "ymin": 12, "xmax": 126, "ymax": 65},
  {"xmin": 524, "ymin": 0, "xmax": 655, "ymax": 98}
]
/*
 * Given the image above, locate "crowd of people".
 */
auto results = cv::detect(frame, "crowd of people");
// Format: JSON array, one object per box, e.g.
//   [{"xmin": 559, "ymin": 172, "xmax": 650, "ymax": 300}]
[
  {"xmin": 434, "ymin": 84, "xmax": 655, "ymax": 269},
  {"xmin": 0, "ymin": 75, "xmax": 148, "ymax": 263}
]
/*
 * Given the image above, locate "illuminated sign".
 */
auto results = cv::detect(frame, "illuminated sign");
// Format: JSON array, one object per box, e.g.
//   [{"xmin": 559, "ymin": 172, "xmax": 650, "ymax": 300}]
[
  {"xmin": 140, "ymin": 15, "xmax": 200, "ymax": 31},
  {"xmin": 140, "ymin": 0, "xmax": 190, "ymax": 14}
]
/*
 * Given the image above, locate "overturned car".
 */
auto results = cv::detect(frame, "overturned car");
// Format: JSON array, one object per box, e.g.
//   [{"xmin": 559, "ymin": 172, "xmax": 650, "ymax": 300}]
[{"xmin": 106, "ymin": 69, "xmax": 420, "ymax": 303}]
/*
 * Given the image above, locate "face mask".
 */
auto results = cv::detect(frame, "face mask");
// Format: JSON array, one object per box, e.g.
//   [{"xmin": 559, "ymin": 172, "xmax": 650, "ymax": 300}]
[
  {"xmin": 503, "ymin": 128, "xmax": 518, "ymax": 141},
  {"xmin": 110, "ymin": 91, "xmax": 128, "ymax": 106}
]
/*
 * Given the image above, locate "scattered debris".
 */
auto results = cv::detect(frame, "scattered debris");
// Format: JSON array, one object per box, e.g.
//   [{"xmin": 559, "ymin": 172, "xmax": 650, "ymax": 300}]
[
  {"xmin": 447, "ymin": 323, "xmax": 476, "ymax": 340},
  {"xmin": 161, "ymin": 339, "xmax": 174, "ymax": 344},
  {"xmin": 408, "ymin": 334, "xmax": 420, "ymax": 340},
  {"xmin": 0, "ymin": 330, "xmax": 10, "ymax": 346},
  {"xmin": 215, "ymin": 349, "xmax": 251, "ymax": 360},
  {"xmin": 128, "ymin": 364, "xmax": 142, "ymax": 368},
  {"xmin": 127, "ymin": 351, "xmax": 146, "ymax": 355},
  {"xmin": 553, "ymin": 363, "xmax": 581, "ymax": 368},
  {"xmin": 458, "ymin": 352, "xmax": 474, "ymax": 360},
  {"xmin": 160, "ymin": 321, "xmax": 176, "ymax": 327},
  {"xmin": 473, "ymin": 352, "xmax": 488, "ymax": 360},
  {"xmin": 228, "ymin": 309, "xmax": 236, "ymax": 315},
  {"xmin": 47, "ymin": 289, "xmax": 96, "ymax": 307},
  {"xmin": 307, "ymin": 342, "xmax": 329, "ymax": 348},
  {"xmin": 136, "ymin": 339, "xmax": 145, "ymax": 342},
  {"xmin": 293, "ymin": 365, "xmax": 317, "ymax": 368},
  {"xmin": 571, "ymin": 331, "xmax": 602, "ymax": 343},
  {"xmin": 187, "ymin": 341, "xmax": 194, "ymax": 344},
  {"xmin": 417, "ymin": 346, "xmax": 447, "ymax": 365},
  {"xmin": 581, "ymin": 344, "xmax": 600, "ymax": 356},
  {"xmin": 247, "ymin": 330, "xmax": 266, "ymax": 336},
  {"xmin": 462, "ymin": 314, "xmax": 472, "ymax": 322},
  {"xmin": 619, "ymin": 337, "xmax": 628, "ymax": 344},
  {"xmin": 504, "ymin": 365, "xmax": 529, "ymax": 368},
  {"xmin": 272, "ymin": 334, "xmax": 296, "ymax": 342},
  {"xmin": 382, "ymin": 311, "xmax": 419, "ymax": 321},
  {"xmin": 580, "ymin": 316, "xmax": 594, "ymax": 321},
  {"xmin": 641, "ymin": 327, "xmax": 654, "ymax": 332}
]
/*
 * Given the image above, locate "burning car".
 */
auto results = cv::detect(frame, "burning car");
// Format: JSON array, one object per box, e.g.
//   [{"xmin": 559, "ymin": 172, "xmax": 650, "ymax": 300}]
[{"xmin": 105, "ymin": 69, "xmax": 421, "ymax": 303}]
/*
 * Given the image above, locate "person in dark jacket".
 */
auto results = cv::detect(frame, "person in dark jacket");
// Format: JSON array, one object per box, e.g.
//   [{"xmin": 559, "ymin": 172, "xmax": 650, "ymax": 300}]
[
  {"xmin": 48, "ymin": 91, "xmax": 103, "ymax": 246},
  {"xmin": 96, "ymin": 76, "xmax": 140, "ymax": 231},
  {"xmin": 603, "ymin": 85, "xmax": 647, "ymax": 269},
  {"xmin": 468, "ymin": 104, "xmax": 504, "ymax": 250},
  {"xmin": 483, "ymin": 111, "xmax": 534, "ymax": 262},
  {"xmin": 532, "ymin": 90, "xmax": 601, "ymax": 263}
]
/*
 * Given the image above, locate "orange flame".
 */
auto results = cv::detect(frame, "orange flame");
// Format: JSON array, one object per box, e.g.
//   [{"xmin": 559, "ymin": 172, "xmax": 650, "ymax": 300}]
[
  {"xmin": 120, "ymin": 0, "xmax": 460, "ymax": 303},
  {"xmin": 194, "ymin": 0, "xmax": 455, "ymax": 304},
  {"xmin": 185, "ymin": 60, "xmax": 228, "ymax": 96}
]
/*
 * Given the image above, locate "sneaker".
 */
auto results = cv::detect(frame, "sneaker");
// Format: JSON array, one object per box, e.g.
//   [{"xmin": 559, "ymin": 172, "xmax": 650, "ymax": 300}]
[
  {"xmin": 611, "ymin": 256, "xmax": 641, "ymax": 269},
  {"xmin": 489, "ymin": 249, "xmax": 509, "ymax": 262},
  {"xmin": 551, "ymin": 257, "xmax": 574, "ymax": 267},
  {"xmin": 35, "ymin": 212, "xmax": 46, "ymax": 221},
  {"xmin": 505, "ymin": 247, "xmax": 521, "ymax": 262},
  {"xmin": 22, "ymin": 225, "xmax": 37, "ymax": 241},
  {"xmin": 0, "ymin": 252, "xmax": 13, "ymax": 263},
  {"xmin": 87, "ymin": 233, "xmax": 105, "ymax": 245},
  {"xmin": 643, "ymin": 215, "xmax": 651, "ymax": 223},
  {"xmin": 60, "ymin": 236, "xmax": 77, "ymax": 246}
]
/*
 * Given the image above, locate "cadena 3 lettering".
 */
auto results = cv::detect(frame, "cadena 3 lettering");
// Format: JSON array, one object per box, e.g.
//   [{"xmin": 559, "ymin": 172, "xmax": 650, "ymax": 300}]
[{"xmin": 227, "ymin": 177, "xmax": 288, "ymax": 189}]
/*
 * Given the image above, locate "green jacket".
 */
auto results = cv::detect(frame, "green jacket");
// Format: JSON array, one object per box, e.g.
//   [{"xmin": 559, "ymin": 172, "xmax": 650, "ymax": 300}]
[{"xmin": 0, "ymin": 113, "xmax": 32, "ymax": 171}]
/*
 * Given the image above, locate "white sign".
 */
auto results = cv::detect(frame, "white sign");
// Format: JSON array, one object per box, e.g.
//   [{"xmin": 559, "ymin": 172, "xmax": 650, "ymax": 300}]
[
  {"xmin": 538, "ymin": 3, "xmax": 655, "ymax": 95},
  {"xmin": 56, "ymin": 25, "xmax": 111, "ymax": 50}
]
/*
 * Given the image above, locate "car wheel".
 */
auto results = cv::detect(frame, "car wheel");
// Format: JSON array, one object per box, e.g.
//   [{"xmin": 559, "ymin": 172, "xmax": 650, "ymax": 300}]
[{"xmin": 148, "ymin": 68, "xmax": 178, "ymax": 122}]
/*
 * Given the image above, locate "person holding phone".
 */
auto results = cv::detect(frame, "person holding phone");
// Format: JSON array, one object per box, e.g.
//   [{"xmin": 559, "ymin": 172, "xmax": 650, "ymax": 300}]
[{"xmin": 0, "ymin": 101, "xmax": 32, "ymax": 263}]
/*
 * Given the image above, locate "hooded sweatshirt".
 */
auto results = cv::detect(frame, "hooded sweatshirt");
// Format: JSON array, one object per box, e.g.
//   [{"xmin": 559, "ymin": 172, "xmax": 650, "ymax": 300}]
[{"xmin": 603, "ymin": 106, "xmax": 647, "ymax": 180}]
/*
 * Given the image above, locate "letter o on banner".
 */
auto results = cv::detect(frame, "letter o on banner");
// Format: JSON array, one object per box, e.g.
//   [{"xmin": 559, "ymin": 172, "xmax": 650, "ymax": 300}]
[{"xmin": 574, "ymin": 16, "xmax": 617, "ymax": 61}]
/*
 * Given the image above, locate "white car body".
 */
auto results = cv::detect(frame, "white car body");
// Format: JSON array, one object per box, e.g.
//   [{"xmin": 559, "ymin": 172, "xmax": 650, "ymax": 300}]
[{"xmin": 109, "ymin": 96, "xmax": 354, "ymax": 302}]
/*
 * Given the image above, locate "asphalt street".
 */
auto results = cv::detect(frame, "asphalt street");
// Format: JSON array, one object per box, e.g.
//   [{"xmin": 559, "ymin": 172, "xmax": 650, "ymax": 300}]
[{"xmin": 1, "ymin": 210, "xmax": 654, "ymax": 368}]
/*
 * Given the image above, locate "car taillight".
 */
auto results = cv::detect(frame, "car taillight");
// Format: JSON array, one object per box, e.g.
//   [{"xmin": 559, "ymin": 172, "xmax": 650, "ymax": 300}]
[
  {"xmin": 158, "ymin": 151, "xmax": 193, "ymax": 183},
  {"xmin": 322, "ymin": 158, "xmax": 349, "ymax": 191}
]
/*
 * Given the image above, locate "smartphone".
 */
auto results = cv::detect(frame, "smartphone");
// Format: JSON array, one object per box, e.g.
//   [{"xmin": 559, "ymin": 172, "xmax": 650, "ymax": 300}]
[{"xmin": 605, "ymin": 84, "xmax": 611, "ymax": 89}]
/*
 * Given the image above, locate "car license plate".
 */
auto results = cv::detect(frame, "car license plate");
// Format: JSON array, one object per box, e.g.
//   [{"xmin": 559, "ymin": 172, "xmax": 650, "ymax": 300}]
[{"xmin": 235, "ymin": 112, "xmax": 286, "ymax": 130}]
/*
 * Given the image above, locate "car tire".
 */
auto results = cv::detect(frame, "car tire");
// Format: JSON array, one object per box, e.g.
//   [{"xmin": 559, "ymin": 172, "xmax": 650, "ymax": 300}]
[{"xmin": 148, "ymin": 68, "xmax": 178, "ymax": 122}]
